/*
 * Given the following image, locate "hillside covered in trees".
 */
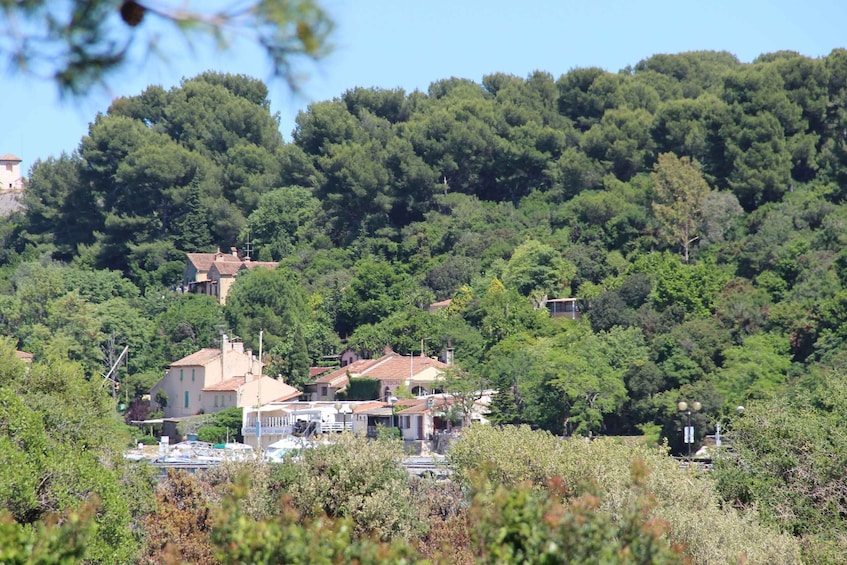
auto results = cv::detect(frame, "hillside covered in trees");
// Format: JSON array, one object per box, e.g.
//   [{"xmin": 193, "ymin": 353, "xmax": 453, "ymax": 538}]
[
  {"xmin": 9, "ymin": 49, "xmax": 847, "ymax": 439},
  {"xmin": 3, "ymin": 47, "xmax": 847, "ymax": 560}
]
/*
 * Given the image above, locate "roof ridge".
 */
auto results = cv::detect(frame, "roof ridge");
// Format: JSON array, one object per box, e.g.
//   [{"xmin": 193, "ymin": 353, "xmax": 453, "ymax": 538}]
[{"xmin": 361, "ymin": 353, "xmax": 397, "ymax": 375}]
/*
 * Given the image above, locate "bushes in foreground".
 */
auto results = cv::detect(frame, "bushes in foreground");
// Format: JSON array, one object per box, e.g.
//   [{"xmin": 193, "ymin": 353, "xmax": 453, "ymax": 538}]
[
  {"xmin": 449, "ymin": 425, "xmax": 801, "ymax": 564},
  {"xmin": 3, "ymin": 430, "xmax": 803, "ymax": 563}
]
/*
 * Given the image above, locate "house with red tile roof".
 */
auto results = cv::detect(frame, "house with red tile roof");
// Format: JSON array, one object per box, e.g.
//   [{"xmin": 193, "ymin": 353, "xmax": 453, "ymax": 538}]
[
  {"xmin": 183, "ymin": 248, "xmax": 278, "ymax": 304},
  {"xmin": 428, "ymin": 298, "xmax": 452, "ymax": 313},
  {"xmin": 15, "ymin": 349, "xmax": 33, "ymax": 363},
  {"xmin": 309, "ymin": 366, "xmax": 332, "ymax": 379},
  {"xmin": 304, "ymin": 347, "xmax": 450, "ymax": 401},
  {"xmin": 395, "ymin": 393, "xmax": 492, "ymax": 441},
  {"xmin": 149, "ymin": 334, "xmax": 300, "ymax": 418}
]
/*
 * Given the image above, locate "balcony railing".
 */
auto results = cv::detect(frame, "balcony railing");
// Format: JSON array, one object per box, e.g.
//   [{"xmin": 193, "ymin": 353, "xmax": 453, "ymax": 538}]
[{"xmin": 242, "ymin": 418, "xmax": 352, "ymax": 436}]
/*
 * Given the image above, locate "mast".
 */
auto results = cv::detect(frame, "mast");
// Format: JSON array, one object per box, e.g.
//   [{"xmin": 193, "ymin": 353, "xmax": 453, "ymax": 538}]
[{"xmin": 257, "ymin": 330, "xmax": 263, "ymax": 449}]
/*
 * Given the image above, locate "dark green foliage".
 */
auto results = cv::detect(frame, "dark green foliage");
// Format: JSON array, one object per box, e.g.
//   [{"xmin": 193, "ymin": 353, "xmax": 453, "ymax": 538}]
[
  {"xmin": 150, "ymin": 293, "xmax": 225, "ymax": 368},
  {"xmin": 636, "ymin": 252, "xmax": 730, "ymax": 317},
  {"xmin": 197, "ymin": 407, "xmax": 244, "ymax": 443},
  {"xmin": 588, "ymin": 290, "xmax": 634, "ymax": 332},
  {"xmin": 713, "ymin": 371, "xmax": 847, "ymax": 558},
  {"xmin": 342, "ymin": 377, "xmax": 382, "ymax": 401},
  {"xmin": 244, "ymin": 186, "xmax": 321, "ymax": 259},
  {"xmin": 225, "ymin": 266, "xmax": 309, "ymax": 356},
  {"xmin": 0, "ymin": 503, "xmax": 94, "ymax": 565},
  {"xmin": 0, "ymin": 339, "xmax": 147, "ymax": 562},
  {"xmin": 335, "ymin": 257, "xmax": 416, "ymax": 335}
]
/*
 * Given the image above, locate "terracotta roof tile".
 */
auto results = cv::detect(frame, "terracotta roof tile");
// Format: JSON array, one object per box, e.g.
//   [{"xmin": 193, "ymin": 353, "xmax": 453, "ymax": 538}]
[
  {"xmin": 0, "ymin": 154, "xmax": 21, "ymax": 162},
  {"xmin": 309, "ymin": 367, "xmax": 332, "ymax": 378},
  {"xmin": 428, "ymin": 299, "xmax": 452, "ymax": 312},
  {"xmin": 313, "ymin": 354, "xmax": 448, "ymax": 384},
  {"xmin": 314, "ymin": 359, "xmax": 379, "ymax": 385},
  {"xmin": 186, "ymin": 252, "xmax": 239, "ymax": 271},
  {"xmin": 313, "ymin": 367, "xmax": 350, "ymax": 388},
  {"xmin": 352, "ymin": 401, "xmax": 388, "ymax": 413},
  {"xmin": 170, "ymin": 348, "xmax": 221, "ymax": 367},
  {"xmin": 359, "ymin": 354, "xmax": 448, "ymax": 381},
  {"xmin": 240, "ymin": 261, "xmax": 278, "ymax": 270},
  {"xmin": 15, "ymin": 350, "xmax": 33, "ymax": 361},
  {"xmin": 397, "ymin": 397, "xmax": 451, "ymax": 414},
  {"xmin": 203, "ymin": 376, "xmax": 245, "ymax": 391},
  {"xmin": 211, "ymin": 260, "xmax": 243, "ymax": 276}
]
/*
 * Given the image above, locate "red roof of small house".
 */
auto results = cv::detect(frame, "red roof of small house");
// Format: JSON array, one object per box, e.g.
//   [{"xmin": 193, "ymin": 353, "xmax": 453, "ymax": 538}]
[
  {"xmin": 186, "ymin": 252, "xmax": 240, "ymax": 272},
  {"xmin": 351, "ymin": 401, "xmax": 385, "ymax": 413},
  {"xmin": 361, "ymin": 354, "xmax": 448, "ymax": 380},
  {"xmin": 313, "ymin": 370, "xmax": 350, "ymax": 388},
  {"xmin": 392, "ymin": 398, "xmax": 426, "ymax": 411},
  {"xmin": 313, "ymin": 351, "xmax": 448, "ymax": 385},
  {"xmin": 0, "ymin": 154, "xmax": 22, "ymax": 163},
  {"xmin": 15, "ymin": 350, "xmax": 33, "ymax": 362},
  {"xmin": 309, "ymin": 366, "xmax": 333, "ymax": 378},
  {"xmin": 428, "ymin": 299, "xmax": 452, "ymax": 313},
  {"xmin": 211, "ymin": 260, "xmax": 243, "ymax": 277},
  {"xmin": 202, "ymin": 376, "xmax": 245, "ymax": 391},
  {"xmin": 170, "ymin": 348, "xmax": 222, "ymax": 367},
  {"xmin": 314, "ymin": 358, "xmax": 380, "ymax": 386},
  {"xmin": 397, "ymin": 396, "xmax": 452, "ymax": 415},
  {"xmin": 240, "ymin": 260, "xmax": 278, "ymax": 271}
]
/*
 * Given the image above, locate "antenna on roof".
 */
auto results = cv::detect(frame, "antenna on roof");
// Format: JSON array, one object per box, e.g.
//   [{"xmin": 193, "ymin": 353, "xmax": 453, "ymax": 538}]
[{"xmin": 243, "ymin": 230, "xmax": 253, "ymax": 261}]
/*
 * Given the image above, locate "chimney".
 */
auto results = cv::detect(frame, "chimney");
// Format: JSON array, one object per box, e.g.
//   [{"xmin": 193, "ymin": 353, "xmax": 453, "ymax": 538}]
[
  {"xmin": 446, "ymin": 347, "xmax": 454, "ymax": 366},
  {"xmin": 230, "ymin": 246, "xmax": 238, "ymax": 258}
]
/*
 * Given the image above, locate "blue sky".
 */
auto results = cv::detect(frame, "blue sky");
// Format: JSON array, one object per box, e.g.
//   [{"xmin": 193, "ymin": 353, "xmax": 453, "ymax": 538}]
[{"xmin": 4, "ymin": 0, "xmax": 847, "ymax": 173}]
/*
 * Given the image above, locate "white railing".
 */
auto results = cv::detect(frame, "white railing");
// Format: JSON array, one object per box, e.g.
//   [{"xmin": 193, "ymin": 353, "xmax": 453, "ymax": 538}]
[
  {"xmin": 244, "ymin": 416, "xmax": 290, "ymax": 430},
  {"xmin": 320, "ymin": 421, "xmax": 353, "ymax": 433},
  {"xmin": 242, "ymin": 417, "xmax": 352, "ymax": 436}
]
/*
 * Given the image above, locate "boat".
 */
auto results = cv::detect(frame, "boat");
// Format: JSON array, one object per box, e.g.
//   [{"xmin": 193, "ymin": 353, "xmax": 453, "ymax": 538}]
[
  {"xmin": 213, "ymin": 442, "xmax": 256, "ymax": 461},
  {"xmin": 264, "ymin": 436, "xmax": 313, "ymax": 462}
]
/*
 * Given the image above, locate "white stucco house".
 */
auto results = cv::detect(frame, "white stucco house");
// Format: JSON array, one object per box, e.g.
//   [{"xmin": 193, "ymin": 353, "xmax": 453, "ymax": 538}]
[{"xmin": 0, "ymin": 154, "xmax": 23, "ymax": 191}]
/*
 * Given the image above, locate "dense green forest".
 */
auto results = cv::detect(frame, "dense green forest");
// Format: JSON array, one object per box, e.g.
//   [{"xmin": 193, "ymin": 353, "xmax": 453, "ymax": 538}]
[
  {"xmin": 6, "ymin": 48, "xmax": 847, "ymax": 561},
  {"xmin": 11, "ymin": 49, "xmax": 847, "ymax": 439}
]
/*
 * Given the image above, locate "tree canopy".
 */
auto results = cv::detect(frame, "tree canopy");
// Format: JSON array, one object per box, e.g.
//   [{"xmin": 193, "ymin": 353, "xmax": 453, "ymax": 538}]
[{"xmin": 6, "ymin": 47, "xmax": 847, "ymax": 559}]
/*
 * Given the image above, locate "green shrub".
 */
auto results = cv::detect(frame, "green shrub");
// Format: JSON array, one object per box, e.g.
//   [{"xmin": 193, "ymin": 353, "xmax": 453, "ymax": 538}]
[
  {"xmin": 197, "ymin": 425, "xmax": 228, "ymax": 444},
  {"xmin": 449, "ymin": 425, "xmax": 801, "ymax": 564},
  {"xmin": 286, "ymin": 434, "xmax": 416, "ymax": 540}
]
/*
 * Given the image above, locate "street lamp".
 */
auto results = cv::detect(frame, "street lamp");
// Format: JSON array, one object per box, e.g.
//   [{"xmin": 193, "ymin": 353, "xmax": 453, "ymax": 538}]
[
  {"xmin": 335, "ymin": 402, "xmax": 341, "ymax": 433},
  {"xmin": 388, "ymin": 395, "xmax": 398, "ymax": 439},
  {"xmin": 335, "ymin": 402, "xmax": 352, "ymax": 432},
  {"xmin": 678, "ymin": 400, "xmax": 702, "ymax": 459}
]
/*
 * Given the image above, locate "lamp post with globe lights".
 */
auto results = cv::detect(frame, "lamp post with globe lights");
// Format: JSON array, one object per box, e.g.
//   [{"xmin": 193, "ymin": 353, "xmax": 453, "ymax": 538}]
[
  {"xmin": 388, "ymin": 395, "xmax": 398, "ymax": 439},
  {"xmin": 678, "ymin": 400, "xmax": 701, "ymax": 459},
  {"xmin": 335, "ymin": 402, "xmax": 352, "ymax": 432}
]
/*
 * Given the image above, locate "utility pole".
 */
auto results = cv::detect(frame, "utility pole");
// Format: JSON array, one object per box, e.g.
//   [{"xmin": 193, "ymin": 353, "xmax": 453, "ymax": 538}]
[
  {"xmin": 243, "ymin": 232, "xmax": 253, "ymax": 261},
  {"xmin": 102, "ymin": 345, "xmax": 129, "ymax": 401},
  {"xmin": 257, "ymin": 330, "xmax": 263, "ymax": 450}
]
